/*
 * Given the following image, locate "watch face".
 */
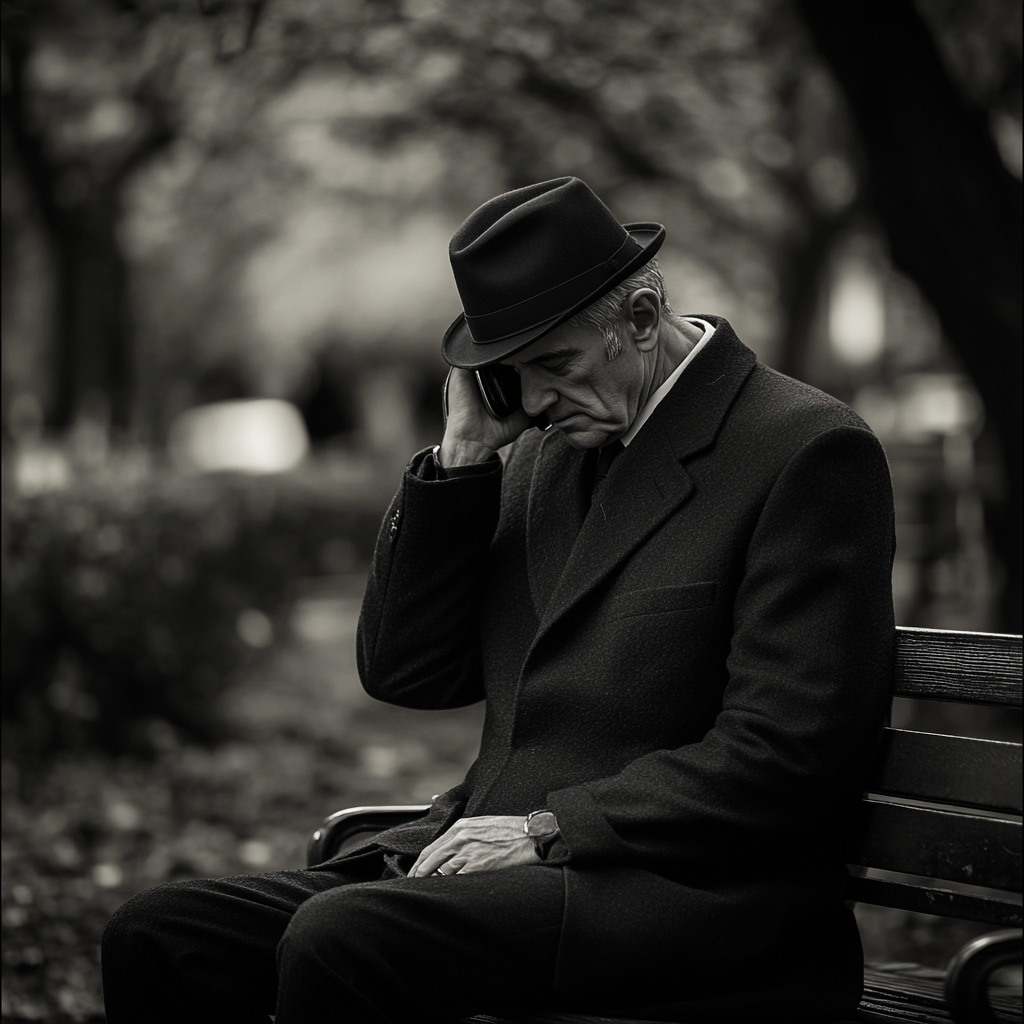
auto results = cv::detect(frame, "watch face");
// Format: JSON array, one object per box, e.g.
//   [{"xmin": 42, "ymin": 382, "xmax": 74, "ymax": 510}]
[{"xmin": 526, "ymin": 811, "xmax": 558, "ymax": 838}]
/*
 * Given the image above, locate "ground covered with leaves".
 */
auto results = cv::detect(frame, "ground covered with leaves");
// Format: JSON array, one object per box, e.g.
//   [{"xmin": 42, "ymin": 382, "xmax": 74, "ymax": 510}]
[
  {"xmin": 2, "ymin": 576, "xmax": 483, "ymax": 1021},
  {"xmin": 0, "ymin": 575, "xmax": 1009, "ymax": 1022}
]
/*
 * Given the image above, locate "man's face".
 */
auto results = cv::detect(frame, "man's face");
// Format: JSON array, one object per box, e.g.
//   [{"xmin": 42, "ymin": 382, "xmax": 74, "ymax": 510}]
[{"xmin": 501, "ymin": 321, "xmax": 647, "ymax": 449}]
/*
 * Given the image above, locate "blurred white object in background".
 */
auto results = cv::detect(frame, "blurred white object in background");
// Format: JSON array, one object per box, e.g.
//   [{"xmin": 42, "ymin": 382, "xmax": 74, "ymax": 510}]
[
  {"xmin": 897, "ymin": 374, "xmax": 983, "ymax": 438},
  {"xmin": 237, "ymin": 608, "xmax": 274, "ymax": 649},
  {"xmin": 829, "ymin": 256, "xmax": 885, "ymax": 365},
  {"xmin": 238, "ymin": 840, "xmax": 273, "ymax": 867},
  {"xmin": 169, "ymin": 399, "xmax": 309, "ymax": 474},
  {"xmin": 8, "ymin": 391, "xmax": 72, "ymax": 496},
  {"xmin": 853, "ymin": 374, "xmax": 983, "ymax": 442},
  {"xmin": 809, "ymin": 154, "xmax": 857, "ymax": 211},
  {"xmin": 14, "ymin": 446, "xmax": 72, "ymax": 495},
  {"xmin": 291, "ymin": 597, "xmax": 357, "ymax": 645}
]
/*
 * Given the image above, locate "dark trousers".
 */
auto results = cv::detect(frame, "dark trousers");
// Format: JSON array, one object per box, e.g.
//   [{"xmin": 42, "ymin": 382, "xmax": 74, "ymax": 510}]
[{"xmin": 101, "ymin": 852, "xmax": 565, "ymax": 1023}]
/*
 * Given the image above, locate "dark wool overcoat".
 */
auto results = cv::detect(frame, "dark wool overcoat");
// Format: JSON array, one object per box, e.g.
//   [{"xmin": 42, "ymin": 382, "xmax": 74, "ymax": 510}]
[{"xmin": 347, "ymin": 318, "xmax": 896, "ymax": 1021}]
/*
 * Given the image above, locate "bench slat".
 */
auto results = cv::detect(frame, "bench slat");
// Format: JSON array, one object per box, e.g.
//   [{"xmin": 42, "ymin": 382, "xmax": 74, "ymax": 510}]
[
  {"xmin": 868, "ymin": 728, "xmax": 1023, "ymax": 813},
  {"xmin": 852, "ymin": 801, "xmax": 1022, "ymax": 892},
  {"xmin": 847, "ymin": 875, "xmax": 1023, "ymax": 927},
  {"xmin": 894, "ymin": 627, "xmax": 1023, "ymax": 707}
]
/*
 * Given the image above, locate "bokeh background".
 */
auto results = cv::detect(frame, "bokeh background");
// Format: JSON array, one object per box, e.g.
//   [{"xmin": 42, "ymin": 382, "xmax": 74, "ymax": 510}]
[{"xmin": 1, "ymin": 0, "xmax": 1021, "ymax": 1019}]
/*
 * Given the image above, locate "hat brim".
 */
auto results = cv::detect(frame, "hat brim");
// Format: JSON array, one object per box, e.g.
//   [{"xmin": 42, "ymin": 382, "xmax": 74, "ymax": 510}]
[{"xmin": 441, "ymin": 222, "xmax": 666, "ymax": 369}]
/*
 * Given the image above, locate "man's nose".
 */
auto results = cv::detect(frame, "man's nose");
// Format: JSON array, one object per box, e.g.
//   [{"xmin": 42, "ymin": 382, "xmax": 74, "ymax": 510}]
[{"xmin": 519, "ymin": 372, "xmax": 557, "ymax": 418}]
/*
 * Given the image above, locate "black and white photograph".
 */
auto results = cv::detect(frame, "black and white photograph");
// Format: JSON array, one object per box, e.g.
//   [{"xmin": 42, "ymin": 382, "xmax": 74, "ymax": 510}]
[{"xmin": 1, "ymin": 1, "xmax": 1021, "ymax": 1021}]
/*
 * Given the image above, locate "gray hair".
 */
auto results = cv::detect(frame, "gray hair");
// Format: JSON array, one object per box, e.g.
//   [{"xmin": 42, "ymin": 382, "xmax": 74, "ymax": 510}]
[{"xmin": 564, "ymin": 258, "xmax": 684, "ymax": 360}]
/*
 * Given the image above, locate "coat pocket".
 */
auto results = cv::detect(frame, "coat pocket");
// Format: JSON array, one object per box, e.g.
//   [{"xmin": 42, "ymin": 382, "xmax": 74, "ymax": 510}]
[{"xmin": 608, "ymin": 581, "xmax": 717, "ymax": 618}]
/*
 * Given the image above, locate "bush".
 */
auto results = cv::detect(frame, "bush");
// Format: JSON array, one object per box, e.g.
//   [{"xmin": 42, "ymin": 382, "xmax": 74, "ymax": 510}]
[{"xmin": 2, "ymin": 465, "xmax": 387, "ymax": 756}]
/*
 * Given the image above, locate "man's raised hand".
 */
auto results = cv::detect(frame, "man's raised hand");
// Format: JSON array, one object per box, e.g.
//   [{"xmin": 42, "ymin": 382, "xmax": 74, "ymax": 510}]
[
  {"xmin": 408, "ymin": 815, "xmax": 541, "ymax": 877},
  {"xmin": 439, "ymin": 369, "xmax": 533, "ymax": 468}
]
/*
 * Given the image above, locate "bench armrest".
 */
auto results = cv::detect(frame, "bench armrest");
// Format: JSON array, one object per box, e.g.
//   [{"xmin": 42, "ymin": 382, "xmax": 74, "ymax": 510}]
[
  {"xmin": 307, "ymin": 804, "xmax": 431, "ymax": 867},
  {"xmin": 945, "ymin": 929, "xmax": 1022, "ymax": 1024}
]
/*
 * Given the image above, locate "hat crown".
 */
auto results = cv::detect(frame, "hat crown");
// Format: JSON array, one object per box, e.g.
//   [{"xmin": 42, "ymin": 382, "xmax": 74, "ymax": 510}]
[
  {"xmin": 441, "ymin": 177, "xmax": 664, "ymax": 366},
  {"xmin": 449, "ymin": 177, "xmax": 629, "ymax": 319}
]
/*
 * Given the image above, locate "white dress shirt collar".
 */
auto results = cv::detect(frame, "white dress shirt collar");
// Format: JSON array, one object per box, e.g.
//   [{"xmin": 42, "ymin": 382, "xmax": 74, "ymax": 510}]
[{"xmin": 619, "ymin": 317, "xmax": 716, "ymax": 448}]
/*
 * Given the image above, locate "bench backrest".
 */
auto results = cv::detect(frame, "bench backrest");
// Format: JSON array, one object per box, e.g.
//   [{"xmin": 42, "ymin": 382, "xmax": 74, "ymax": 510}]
[{"xmin": 846, "ymin": 626, "xmax": 1022, "ymax": 927}]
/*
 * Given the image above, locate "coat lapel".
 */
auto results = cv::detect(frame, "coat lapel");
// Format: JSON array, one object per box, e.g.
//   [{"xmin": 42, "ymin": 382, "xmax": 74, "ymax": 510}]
[
  {"xmin": 524, "ymin": 429, "xmax": 592, "ymax": 616},
  {"xmin": 527, "ymin": 319, "xmax": 757, "ymax": 650}
]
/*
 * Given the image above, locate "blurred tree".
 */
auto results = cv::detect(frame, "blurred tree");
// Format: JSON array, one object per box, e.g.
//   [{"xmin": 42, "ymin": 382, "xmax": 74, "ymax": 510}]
[
  {"xmin": 799, "ymin": 0, "xmax": 1022, "ymax": 629},
  {"xmin": 3, "ymin": 0, "xmax": 858, "ymax": 437},
  {"xmin": 334, "ymin": 0, "xmax": 862, "ymax": 376},
  {"xmin": 3, "ymin": 2, "xmax": 169, "ymax": 430},
  {"xmin": 2, "ymin": 0, "xmax": 1019, "ymax": 626},
  {"xmin": 0, "ymin": 0, "xmax": 266, "ymax": 432}
]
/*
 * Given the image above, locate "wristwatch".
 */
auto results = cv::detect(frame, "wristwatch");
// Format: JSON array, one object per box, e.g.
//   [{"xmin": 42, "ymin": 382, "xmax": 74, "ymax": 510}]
[{"xmin": 524, "ymin": 809, "xmax": 560, "ymax": 860}]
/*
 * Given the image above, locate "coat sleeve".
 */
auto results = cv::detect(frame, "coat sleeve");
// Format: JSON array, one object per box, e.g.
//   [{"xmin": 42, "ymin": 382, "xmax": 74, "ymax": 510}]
[
  {"xmin": 547, "ymin": 425, "xmax": 896, "ymax": 873},
  {"xmin": 356, "ymin": 447, "xmax": 503, "ymax": 709}
]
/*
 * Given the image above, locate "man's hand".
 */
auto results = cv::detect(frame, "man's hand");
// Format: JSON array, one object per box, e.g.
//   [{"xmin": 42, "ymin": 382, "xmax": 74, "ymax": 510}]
[
  {"xmin": 440, "ymin": 369, "xmax": 533, "ymax": 468},
  {"xmin": 408, "ymin": 815, "xmax": 541, "ymax": 877}
]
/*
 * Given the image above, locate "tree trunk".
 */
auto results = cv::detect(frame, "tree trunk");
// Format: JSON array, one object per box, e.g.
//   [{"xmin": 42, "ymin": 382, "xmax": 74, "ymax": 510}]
[
  {"xmin": 772, "ymin": 206, "xmax": 857, "ymax": 381},
  {"xmin": 52, "ymin": 191, "xmax": 132, "ymax": 430},
  {"xmin": 798, "ymin": 0, "xmax": 1023, "ymax": 630},
  {"xmin": 2, "ymin": 38, "xmax": 171, "ymax": 435}
]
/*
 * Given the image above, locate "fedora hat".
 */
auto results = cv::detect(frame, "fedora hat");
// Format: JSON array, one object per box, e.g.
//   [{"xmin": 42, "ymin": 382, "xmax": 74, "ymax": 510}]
[{"xmin": 442, "ymin": 177, "xmax": 665, "ymax": 368}]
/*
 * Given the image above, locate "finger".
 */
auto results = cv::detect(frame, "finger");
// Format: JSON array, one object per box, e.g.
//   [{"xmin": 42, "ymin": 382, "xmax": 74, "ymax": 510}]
[
  {"xmin": 409, "ymin": 845, "xmax": 446, "ymax": 878},
  {"xmin": 452, "ymin": 836, "xmax": 540, "ymax": 875},
  {"xmin": 438, "ymin": 857, "xmax": 467, "ymax": 876},
  {"xmin": 410, "ymin": 836, "xmax": 468, "ymax": 878},
  {"xmin": 446, "ymin": 369, "xmax": 486, "ymax": 416},
  {"xmin": 408, "ymin": 822, "xmax": 469, "ymax": 876},
  {"xmin": 412, "ymin": 828, "xmax": 495, "ymax": 875},
  {"xmin": 444, "ymin": 372, "xmax": 530, "ymax": 449},
  {"xmin": 409, "ymin": 841, "xmax": 441, "ymax": 877}
]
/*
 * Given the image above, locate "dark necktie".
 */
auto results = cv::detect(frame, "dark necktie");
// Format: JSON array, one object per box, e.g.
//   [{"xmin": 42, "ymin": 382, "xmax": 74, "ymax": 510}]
[{"xmin": 591, "ymin": 440, "xmax": 625, "ymax": 501}]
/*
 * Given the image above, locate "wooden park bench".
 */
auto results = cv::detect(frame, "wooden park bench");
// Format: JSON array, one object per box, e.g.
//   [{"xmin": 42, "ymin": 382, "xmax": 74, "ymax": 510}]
[{"xmin": 308, "ymin": 626, "xmax": 1022, "ymax": 1024}]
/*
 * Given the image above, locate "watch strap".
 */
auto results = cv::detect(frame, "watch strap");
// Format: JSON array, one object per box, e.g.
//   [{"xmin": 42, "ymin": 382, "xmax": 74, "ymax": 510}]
[{"xmin": 524, "ymin": 809, "xmax": 560, "ymax": 860}]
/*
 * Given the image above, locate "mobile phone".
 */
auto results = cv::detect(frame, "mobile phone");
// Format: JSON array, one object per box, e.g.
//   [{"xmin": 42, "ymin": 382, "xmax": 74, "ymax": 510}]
[
  {"xmin": 475, "ymin": 364, "xmax": 523, "ymax": 419},
  {"xmin": 442, "ymin": 368, "xmax": 549, "ymax": 428}
]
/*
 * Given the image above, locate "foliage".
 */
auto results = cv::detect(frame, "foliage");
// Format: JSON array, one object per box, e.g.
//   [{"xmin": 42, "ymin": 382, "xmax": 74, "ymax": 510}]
[
  {"xmin": 1, "ymin": 607, "xmax": 485, "ymax": 1022},
  {"xmin": 3, "ymin": 0, "xmax": 861, "ymax": 434},
  {"xmin": 2, "ymin": 463, "xmax": 386, "ymax": 756},
  {"xmin": 5, "ymin": 1, "xmax": 1018, "ymax": 628}
]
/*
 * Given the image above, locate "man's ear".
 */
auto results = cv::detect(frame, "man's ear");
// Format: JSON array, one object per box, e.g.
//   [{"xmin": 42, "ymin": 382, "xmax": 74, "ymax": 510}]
[{"xmin": 624, "ymin": 289, "xmax": 661, "ymax": 352}]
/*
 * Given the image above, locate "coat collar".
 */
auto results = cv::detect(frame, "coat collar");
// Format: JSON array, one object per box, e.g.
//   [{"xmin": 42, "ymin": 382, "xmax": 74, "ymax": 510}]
[
  {"xmin": 650, "ymin": 315, "xmax": 758, "ymax": 464},
  {"xmin": 524, "ymin": 317, "xmax": 757, "ymax": 650}
]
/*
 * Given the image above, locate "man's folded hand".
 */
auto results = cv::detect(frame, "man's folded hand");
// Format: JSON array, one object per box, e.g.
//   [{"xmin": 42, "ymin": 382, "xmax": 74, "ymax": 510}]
[{"xmin": 408, "ymin": 816, "xmax": 541, "ymax": 877}]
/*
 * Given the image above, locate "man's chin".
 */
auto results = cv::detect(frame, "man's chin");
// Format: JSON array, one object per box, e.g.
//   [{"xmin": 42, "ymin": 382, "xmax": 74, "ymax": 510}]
[{"xmin": 555, "ymin": 420, "xmax": 620, "ymax": 450}]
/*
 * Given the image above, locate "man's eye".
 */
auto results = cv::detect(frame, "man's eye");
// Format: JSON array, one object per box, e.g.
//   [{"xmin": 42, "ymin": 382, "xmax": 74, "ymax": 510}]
[{"xmin": 540, "ymin": 360, "xmax": 569, "ymax": 372}]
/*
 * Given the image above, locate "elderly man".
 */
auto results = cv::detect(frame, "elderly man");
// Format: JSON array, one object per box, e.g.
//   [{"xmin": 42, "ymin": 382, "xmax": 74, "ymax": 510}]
[{"xmin": 102, "ymin": 178, "xmax": 895, "ymax": 1023}]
